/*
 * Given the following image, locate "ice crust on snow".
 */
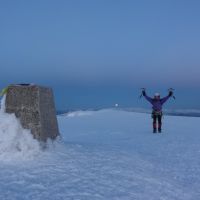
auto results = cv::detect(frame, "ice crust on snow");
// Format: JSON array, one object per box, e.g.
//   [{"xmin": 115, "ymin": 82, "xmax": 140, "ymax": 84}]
[{"xmin": 0, "ymin": 96, "xmax": 41, "ymax": 161}]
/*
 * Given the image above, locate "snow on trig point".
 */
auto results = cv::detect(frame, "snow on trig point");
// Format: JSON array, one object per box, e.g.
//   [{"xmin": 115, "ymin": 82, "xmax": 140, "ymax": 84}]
[{"xmin": 5, "ymin": 84, "xmax": 59, "ymax": 142}]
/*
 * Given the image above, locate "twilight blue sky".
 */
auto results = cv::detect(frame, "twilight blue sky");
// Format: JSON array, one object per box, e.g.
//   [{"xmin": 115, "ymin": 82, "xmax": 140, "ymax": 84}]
[{"xmin": 0, "ymin": 0, "xmax": 200, "ymax": 109}]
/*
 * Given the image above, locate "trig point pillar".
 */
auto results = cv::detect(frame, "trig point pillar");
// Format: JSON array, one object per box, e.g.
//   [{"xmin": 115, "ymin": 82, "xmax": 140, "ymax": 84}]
[{"xmin": 5, "ymin": 84, "xmax": 59, "ymax": 142}]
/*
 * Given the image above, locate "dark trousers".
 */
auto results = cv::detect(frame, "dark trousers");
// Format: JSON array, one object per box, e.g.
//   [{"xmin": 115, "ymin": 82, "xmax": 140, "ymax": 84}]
[{"xmin": 152, "ymin": 112, "xmax": 162, "ymax": 130}]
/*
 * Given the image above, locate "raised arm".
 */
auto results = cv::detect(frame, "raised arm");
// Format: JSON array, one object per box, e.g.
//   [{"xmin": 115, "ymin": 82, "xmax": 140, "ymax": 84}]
[
  {"xmin": 160, "ymin": 91, "xmax": 173, "ymax": 104},
  {"xmin": 160, "ymin": 95, "xmax": 170, "ymax": 104},
  {"xmin": 144, "ymin": 95, "xmax": 153, "ymax": 104},
  {"xmin": 142, "ymin": 90, "xmax": 153, "ymax": 104}
]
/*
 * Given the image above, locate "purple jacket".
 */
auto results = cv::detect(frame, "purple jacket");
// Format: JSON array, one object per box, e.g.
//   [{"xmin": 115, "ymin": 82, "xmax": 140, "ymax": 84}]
[{"xmin": 144, "ymin": 95, "xmax": 170, "ymax": 111}]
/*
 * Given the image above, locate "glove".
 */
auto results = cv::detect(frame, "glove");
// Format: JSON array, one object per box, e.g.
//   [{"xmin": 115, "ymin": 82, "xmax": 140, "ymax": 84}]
[
  {"xmin": 142, "ymin": 90, "xmax": 146, "ymax": 96},
  {"xmin": 168, "ymin": 91, "xmax": 173, "ymax": 97}
]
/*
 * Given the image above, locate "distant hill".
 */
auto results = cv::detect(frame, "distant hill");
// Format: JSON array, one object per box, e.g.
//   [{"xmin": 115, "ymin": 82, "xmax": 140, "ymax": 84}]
[{"xmin": 57, "ymin": 108, "xmax": 200, "ymax": 117}]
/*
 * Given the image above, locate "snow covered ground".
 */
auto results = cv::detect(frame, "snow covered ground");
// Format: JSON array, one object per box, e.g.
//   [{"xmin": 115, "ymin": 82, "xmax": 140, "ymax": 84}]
[{"xmin": 0, "ymin": 105, "xmax": 200, "ymax": 199}]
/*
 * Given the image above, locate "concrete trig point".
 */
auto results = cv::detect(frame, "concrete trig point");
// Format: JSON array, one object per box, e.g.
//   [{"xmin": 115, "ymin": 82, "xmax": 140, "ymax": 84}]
[{"xmin": 5, "ymin": 84, "xmax": 59, "ymax": 142}]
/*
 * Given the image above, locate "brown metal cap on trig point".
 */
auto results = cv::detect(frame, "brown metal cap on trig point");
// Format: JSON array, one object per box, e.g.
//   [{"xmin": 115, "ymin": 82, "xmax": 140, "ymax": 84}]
[{"xmin": 5, "ymin": 84, "xmax": 59, "ymax": 142}]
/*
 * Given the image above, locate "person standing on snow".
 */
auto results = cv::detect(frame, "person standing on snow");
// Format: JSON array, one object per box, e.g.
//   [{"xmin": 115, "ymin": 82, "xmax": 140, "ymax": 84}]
[{"xmin": 142, "ymin": 89, "xmax": 173, "ymax": 133}]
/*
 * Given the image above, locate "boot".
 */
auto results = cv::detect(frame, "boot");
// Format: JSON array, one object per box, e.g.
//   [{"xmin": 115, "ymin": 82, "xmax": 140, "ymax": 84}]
[{"xmin": 153, "ymin": 122, "xmax": 157, "ymax": 133}]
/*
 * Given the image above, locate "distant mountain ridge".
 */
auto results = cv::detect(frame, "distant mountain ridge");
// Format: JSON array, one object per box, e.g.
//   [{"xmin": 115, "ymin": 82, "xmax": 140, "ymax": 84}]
[{"xmin": 57, "ymin": 108, "xmax": 200, "ymax": 117}]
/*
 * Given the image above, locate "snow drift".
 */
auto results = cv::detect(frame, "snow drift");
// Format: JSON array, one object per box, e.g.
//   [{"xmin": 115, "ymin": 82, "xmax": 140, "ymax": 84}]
[{"xmin": 0, "ymin": 96, "xmax": 41, "ymax": 161}]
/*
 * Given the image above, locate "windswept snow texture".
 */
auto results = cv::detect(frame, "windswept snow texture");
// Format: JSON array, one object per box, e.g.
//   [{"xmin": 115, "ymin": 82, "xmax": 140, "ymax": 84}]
[
  {"xmin": 0, "ymin": 96, "xmax": 41, "ymax": 162},
  {"xmin": 1, "ymin": 109, "xmax": 200, "ymax": 199}
]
